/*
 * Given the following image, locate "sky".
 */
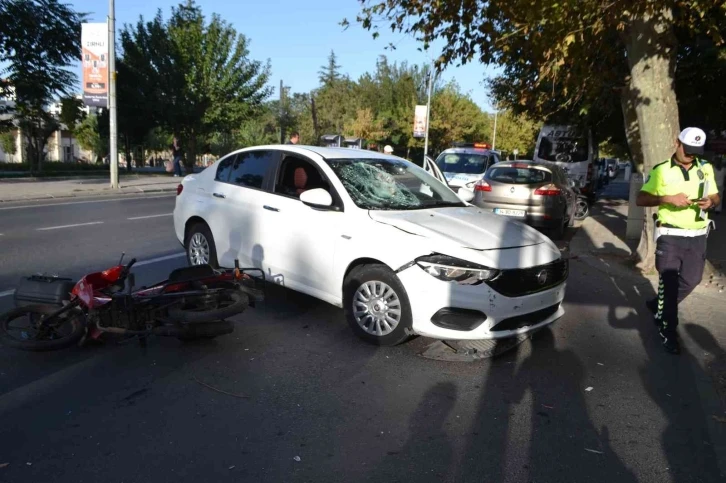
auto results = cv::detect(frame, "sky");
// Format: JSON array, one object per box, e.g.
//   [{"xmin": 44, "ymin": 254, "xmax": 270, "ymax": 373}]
[{"xmin": 70, "ymin": 0, "xmax": 499, "ymax": 111}]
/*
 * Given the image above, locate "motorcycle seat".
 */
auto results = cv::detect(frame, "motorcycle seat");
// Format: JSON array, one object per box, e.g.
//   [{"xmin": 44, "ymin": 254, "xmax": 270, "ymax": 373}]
[{"xmin": 167, "ymin": 264, "xmax": 216, "ymax": 284}]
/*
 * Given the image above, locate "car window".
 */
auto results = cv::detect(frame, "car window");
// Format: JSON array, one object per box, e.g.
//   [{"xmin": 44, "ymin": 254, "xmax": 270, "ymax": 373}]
[
  {"xmin": 487, "ymin": 166, "xmax": 552, "ymax": 184},
  {"xmin": 228, "ymin": 151, "xmax": 274, "ymax": 189},
  {"xmin": 215, "ymin": 154, "xmax": 236, "ymax": 182},
  {"xmin": 434, "ymin": 152, "xmax": 491, "ymax": 174},
  {"xmin": 274, "ymin": 156, "xmax": 331, "ymax": 199}
]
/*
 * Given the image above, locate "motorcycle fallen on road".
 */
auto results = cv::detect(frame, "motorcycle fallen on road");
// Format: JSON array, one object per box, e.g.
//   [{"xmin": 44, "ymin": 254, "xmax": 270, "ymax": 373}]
[{"xmin": 0, "ymin": 255, "xmax": 264, "ymax": 351}]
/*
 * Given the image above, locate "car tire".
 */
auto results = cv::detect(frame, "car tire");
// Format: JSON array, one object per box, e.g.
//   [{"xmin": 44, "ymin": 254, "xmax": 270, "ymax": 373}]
[
  {"xmin": 186, "ymin": 223, "xmax": 219, "ymax": 268},
  {"xmin": 343, "ymin": 264, "xmax": 414, "ymax": 346}
]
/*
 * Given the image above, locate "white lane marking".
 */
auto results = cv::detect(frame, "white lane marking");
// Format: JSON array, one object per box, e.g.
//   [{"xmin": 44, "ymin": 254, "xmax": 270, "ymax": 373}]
[
  {"xmin": 37, "ymin": 221, "xmax": 104, "ymax": 231},
  {"xmin": 0, "ymin": 252, "xmax": 186, "ymax": 298},
  {"xmin": 127, "ymin": 213, "xmax": 172, "ymax": 220},
  {"xmin": 0, "ymin": 194, "xmax": 174, "ymax": 211},
  {"xmin": 134, "ymin": 252, "xmax": 186, "ymax": 267}
]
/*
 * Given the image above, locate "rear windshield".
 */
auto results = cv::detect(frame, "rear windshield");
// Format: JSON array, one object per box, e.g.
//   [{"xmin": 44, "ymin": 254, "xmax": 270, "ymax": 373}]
[
  {"xmin": 537, "ymin": 136, "xmax": 589, "ymax": 163},
  {"xmin": 487, "ymin": 166, "xmax": 552, "ymax": 184},
  {"xmin": 435, "ymin": 153, "xmax": 491, "ymax": 174}
]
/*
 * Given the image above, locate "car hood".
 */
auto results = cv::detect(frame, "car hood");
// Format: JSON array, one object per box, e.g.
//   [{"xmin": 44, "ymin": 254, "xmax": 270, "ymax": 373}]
[{"xmin": 368, "ymin": 207, "xmax": 548, "ymax": 251}]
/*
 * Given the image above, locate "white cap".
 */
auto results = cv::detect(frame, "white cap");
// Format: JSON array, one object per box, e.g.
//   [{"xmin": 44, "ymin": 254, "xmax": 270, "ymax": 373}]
[
  {"xmin": 678, "ymin": 127, "xmax": 706, "ymax": 155},
  {"xmin": 383, "ymin": 145, "xmax": 393, "ymax": 154}
]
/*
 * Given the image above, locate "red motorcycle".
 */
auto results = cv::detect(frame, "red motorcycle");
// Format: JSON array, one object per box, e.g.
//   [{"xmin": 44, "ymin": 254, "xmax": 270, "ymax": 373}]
[{"xmin": 0, "ymin": 255, "xmax": 264, "ymax": 351}]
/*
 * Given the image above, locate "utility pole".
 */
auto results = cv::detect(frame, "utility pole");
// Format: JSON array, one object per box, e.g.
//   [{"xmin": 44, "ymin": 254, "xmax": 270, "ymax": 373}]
[
  {"xmin": 108, "ymin": 0, "xmax": 118, "ymax": 189},
  {"xmin": 279, "ymin": 79, "xmax": 285, "ymax": 144},
  {"xmin": 491, "ymin": 104, "xmax": 498, "ymax": 151},
  {"xmin": 423, "ymin": 60, "xmax": 435, "ymax": 160}
]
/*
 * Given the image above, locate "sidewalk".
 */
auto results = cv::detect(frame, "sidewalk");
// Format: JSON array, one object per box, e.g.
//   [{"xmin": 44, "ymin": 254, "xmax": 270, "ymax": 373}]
[
  {"xmin": 570, "ymin": 179, "xmax": 726, "ymax": 288},
  {"xmin": 0, "ymin": 174, "xmax": 183, "ymax": 202}
]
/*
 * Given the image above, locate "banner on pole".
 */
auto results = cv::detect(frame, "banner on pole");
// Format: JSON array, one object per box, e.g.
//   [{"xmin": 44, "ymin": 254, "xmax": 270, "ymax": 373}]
[
  {"xmin": 413, "ymin": 105, "xmax": 427, "ymax": 138},
  {"xmin": 81, "ymin": 23, "xmax": 108, "ymax": 107}
]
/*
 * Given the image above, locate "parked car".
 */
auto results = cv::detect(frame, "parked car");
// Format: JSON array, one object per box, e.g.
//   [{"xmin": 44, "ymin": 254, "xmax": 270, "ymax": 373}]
[
  {"xmin": 174, "ymin": 145, "xmax": 568, "ymax": 346},
  {"xmin": 471, "ymin": 160, "xmax": 576, "ymax": 239},
  {"xmin": 431, "ymin": 143, "xmax": 502, "ymax": 190}
]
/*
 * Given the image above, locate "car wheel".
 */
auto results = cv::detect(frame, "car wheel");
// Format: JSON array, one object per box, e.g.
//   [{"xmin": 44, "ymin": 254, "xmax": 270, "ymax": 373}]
[
  {"xmin": 186, "ymin": 223, "xmax": 219, "ymax": 268},
  {"xmin": 574, "ymin": 199, "xmax": 589, "ymax": 220},
  {"xmin": 343, "ymin": 264, "xmax": 414, "ymax": 346}
]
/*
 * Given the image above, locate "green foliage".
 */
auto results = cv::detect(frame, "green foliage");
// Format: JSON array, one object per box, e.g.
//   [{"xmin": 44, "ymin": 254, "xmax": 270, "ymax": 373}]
[
  {"xmin": 119, "ymin": 0, "xmax": 272, "ymax": 170},
  {"xmin": 0, "ymin": 131, "xmax": 16, "ymax": 156},
  {"xmin": 489, "ymin": 110, "xmax": 541, "ymax": 159},
  {"xmin": 74, "ymin": 114, "xmax": 105, "ymax": 162},
  {"xmin": 59, "ymin": 97, "xmax": 85, "ymax": 133},
  {"xmin": 0, "ymin": 0, "xmax": 85, "ymax": 171}
]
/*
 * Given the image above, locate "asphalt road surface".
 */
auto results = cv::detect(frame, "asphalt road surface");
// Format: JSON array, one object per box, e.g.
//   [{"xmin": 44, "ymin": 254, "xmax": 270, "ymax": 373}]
[{"xmin": 0, "ymin": 194, "xmax": 724, "ymax": 483}]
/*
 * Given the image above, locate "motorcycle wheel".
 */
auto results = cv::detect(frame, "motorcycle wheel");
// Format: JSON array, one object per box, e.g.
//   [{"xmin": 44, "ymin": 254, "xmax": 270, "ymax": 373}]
[
  {"xmin": 574, "ymin": 199, "xmax": 590, "ymax": 220},
  {"xmin": 0, "ymin": 305, "xmax": 85, "ymax": 351},
  {"xmin": 168, "ymin": 290, "xmax": 249, "ymax": 324}
]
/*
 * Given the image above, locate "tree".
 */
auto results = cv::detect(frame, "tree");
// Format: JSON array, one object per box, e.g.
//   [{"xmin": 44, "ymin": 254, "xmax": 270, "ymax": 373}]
[
  {"xmin": 427, "ymin": 82, "xmax": 491, "ymax": 155},
  {"xmin": 0, "ymin": 0, "xmax": 85, "ymax": 171},
  {"xmin": 75, "ymin": 113, "xmax": 105, "ymax": 163},
  {"xmin": 1, "ymin": 131, "xmax": 17, "ymax": 161},
  {"xmin": 119, "ymin": 0, "xmax": 272, "ymax": 171},
  {"xmin": 350, "ymin": 0, "xmax": 726, "ymax": 272},
  {"xmin": 344, "ymin": 108, "xmax": 389, "ymax": 143},
  {"xmin": 59, "ymin": 96, "xmax": 85, "ymax": 162},
  {"xmin": 490, "ymin": 110, "xmax": 541, "ymax": 159},
  {"xmin": 319, "ymin": 50, "xmax": 342, "ymax": 86}
]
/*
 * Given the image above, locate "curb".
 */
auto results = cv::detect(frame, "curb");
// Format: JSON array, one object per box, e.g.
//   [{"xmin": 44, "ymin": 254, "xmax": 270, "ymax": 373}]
[{"xmin": 0, "ymin": 186, "xmax": 178, "ymax": 203}]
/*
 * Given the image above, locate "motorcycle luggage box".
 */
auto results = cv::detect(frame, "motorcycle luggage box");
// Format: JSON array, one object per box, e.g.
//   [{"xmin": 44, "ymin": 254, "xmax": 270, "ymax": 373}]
[{"xmin": 14, "ymin": 275, "xmax": 76, "ymax": 307}]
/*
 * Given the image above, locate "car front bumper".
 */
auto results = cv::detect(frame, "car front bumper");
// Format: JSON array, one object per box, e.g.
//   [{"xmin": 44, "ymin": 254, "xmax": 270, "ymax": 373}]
[{"xmin": 398, "ymin": 264, "xmax": 566, "ymax": 340}]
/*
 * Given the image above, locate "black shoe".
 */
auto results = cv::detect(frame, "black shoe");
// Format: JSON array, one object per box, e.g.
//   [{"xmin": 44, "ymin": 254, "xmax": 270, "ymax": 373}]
[
  {"xmin": 659, "ymin": 330, "xmax": 681, "ymax": 355},
  {"xmin": 646, "ymin": 298, "xmax": 661, "ymax": 327}
]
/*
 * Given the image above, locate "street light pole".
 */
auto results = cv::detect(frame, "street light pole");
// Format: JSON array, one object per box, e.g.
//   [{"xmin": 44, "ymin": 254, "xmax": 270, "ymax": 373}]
[
  {"xmin": 423, "ymin": 60, "xmax": 434, "ymax": 160},
  {"xmin": 491, "ymin": 104, "xmax": 498, "ymax": 151},
  {"xmin": 108, "ymin": 0, "xmax": 118, "ymax": 189}
]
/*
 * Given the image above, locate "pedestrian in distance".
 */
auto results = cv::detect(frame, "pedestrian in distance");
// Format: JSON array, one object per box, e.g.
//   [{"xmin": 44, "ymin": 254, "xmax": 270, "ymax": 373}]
[
  {"xmin": 286, "ymin": 132, "xmax": 299, "ymax": 145},
  {"xmin": 383, "ymin": 145, "xmax": 394, "ymax": 155},
  {"xmin": 636, "ymin": 127, "xmax": 721, "ymax": 355},
  {"xmin": 171, "ymin": 136, "xmax": 183, "ymax": 177}
]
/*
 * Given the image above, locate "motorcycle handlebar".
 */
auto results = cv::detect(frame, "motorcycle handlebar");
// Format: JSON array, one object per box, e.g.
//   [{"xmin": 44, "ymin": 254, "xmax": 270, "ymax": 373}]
[{"xmin": 126, "ymin": 258, "xmax": 137, "ymax": 271}]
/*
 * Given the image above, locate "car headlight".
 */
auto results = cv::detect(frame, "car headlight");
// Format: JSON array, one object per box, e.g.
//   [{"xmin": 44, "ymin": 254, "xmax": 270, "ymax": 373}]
[{"xmin": 415, "ymin": 254, "xmax": 500, "ymax": 285}]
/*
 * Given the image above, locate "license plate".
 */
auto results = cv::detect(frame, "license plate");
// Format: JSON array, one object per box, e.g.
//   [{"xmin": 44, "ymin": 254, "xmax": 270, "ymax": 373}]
[{"xmin": 494, "ymin": 208, "xmax": 526, "ymax": 217}]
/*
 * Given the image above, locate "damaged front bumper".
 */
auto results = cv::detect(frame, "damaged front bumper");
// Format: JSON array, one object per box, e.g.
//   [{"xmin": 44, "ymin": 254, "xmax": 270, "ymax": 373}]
[{"xmin": 396, "ymin": 263, "xmax": 566, "ymax": 341}]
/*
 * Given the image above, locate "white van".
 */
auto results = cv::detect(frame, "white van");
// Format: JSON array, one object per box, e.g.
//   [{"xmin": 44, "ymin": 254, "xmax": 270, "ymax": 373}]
[{"xmin": 533, "ymin": 125, "xmax": 598, "ymax": 198}]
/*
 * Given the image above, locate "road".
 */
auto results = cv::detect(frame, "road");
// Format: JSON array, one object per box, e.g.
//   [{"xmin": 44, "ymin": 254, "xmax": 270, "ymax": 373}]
[{"xmin": 0, "ymin": 194, "xmax": 724, "ymax": 482}]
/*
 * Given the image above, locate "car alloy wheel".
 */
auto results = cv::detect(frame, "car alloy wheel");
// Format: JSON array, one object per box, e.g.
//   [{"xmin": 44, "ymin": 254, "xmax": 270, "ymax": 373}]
[
  {"xmin": 352, "ymin": 280, "xmax": 402, "ymax": 336},
  {"xmin": 189, "ymin": 232, "xmax": 210, "ymax": 265}
]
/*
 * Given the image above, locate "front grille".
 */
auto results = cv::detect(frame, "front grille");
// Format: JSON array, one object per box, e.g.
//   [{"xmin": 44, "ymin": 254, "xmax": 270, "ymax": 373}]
[
  {"xmin": 486, "ymin": 258, "xmax": 568, "ymax": 297},
  {"xmin": 492, "ymin": 303, "xmax": 560, "ymax": 332}
]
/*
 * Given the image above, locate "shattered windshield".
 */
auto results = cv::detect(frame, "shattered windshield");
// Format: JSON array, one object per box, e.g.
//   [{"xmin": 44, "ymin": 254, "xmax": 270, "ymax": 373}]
[{"xmin": 326, "ymin": 158, "xmax": 465, "ymax": 211}]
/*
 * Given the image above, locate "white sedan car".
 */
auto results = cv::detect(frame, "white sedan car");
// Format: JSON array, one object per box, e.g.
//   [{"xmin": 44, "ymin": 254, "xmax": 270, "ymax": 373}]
[{"xmin": 173, "ymin": 145, "xmax": 568, "ymax": 346}]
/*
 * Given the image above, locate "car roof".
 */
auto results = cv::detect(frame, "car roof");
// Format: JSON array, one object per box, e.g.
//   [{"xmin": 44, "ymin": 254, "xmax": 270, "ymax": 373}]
[
  {"xmin": 492, "ymin": 160, "xmax": 555, "ymax": 170},
  {"xmin": 436, "ymin": 147, "xmax": 498, "ymax": 156},
  {"xmin": 232, "ymin": 144, "xmax": 399, "ymax": 161}
]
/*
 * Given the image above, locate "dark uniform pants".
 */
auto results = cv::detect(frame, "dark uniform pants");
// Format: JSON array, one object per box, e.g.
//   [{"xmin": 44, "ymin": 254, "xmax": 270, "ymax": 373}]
[{"xmin": 655, "ymin": 234, "xmax": 707, "ymax": 336}]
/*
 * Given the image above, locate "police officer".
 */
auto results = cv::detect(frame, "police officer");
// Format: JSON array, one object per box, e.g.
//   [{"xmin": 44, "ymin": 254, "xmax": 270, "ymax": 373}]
[{"xmin": 636, "ymin": 127, "xmax": 720, "ymax": 354}]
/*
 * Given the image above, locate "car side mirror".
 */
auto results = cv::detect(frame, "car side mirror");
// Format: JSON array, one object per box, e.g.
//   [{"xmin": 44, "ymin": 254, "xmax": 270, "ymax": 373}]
[
  {"xmin": 300, "ymin": 188, "xmax": 334, "ymax": 208},
  {"xmin": 457, "ymin": 187, "xmax": 475, "ymax": 203}
]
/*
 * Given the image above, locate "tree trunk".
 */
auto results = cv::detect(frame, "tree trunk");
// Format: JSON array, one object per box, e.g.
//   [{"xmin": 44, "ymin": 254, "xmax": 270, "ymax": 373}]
[{"xmin": 622, "ymin": 7, "xmax": 680, "ymax": 274}]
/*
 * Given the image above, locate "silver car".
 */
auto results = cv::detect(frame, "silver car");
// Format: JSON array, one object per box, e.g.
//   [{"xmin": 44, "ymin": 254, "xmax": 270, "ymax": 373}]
[{"xmin": 472, "ymin": 160, "xmax": 576, "ymax": 238}]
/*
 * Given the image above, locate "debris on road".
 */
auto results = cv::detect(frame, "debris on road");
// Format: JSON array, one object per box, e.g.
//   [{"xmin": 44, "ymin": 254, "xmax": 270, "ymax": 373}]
[
  {"xmin": 597, "ymin": 363, "xmax": 604, "ymax": 366},
  {"xmin": 26, "ymin": 462, "xmax": 32, "ymax": 466},
  {"xmin": 293, "ymin": 456, "xmax": 301, "ymax": 462},
  {"xmin": 0, "ymin": 463, "xmax": 9, "ymax": 468},
  {"xmin": 585, "ymin": 387, "xmax": 594, "ymax": 392},
  {"xmin": 584, "ymin": 448, "xmax": 604, "ymax": 455},
  {"xmin": 228, "ymin": 465, "xmax": 236, "ymax": 470},
  {"xmin": 193, "ymin": 376, "xmax": 249, "ymax": 399},
  {"xmin": 712, "ymin": 415, "xmax": 726, "ymax": 423},
  {"xmin": 542, "ymin": 404, "xmax": 555, "ymax": 409}
]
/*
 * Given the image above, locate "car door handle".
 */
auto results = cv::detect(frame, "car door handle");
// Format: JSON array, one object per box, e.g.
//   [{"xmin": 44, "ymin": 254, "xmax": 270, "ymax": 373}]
[
  {"xmin": 263, "ymin": 205, "xmax": 280, "ymax": 212},
  {"xmin": 213, "ymin": 193, "xmax": 226, "ymax": 199}
]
